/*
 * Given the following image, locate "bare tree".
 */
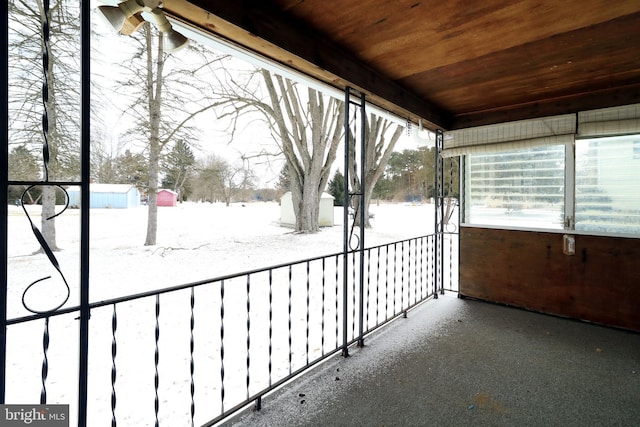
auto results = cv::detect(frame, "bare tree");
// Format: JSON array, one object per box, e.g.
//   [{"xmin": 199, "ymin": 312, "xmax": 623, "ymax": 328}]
[
  {"xmin": 8, "ymin": 0, "xmax": 82, "ymax": 251},
  {"xmin": 105, "ymin": 22, "xmax": 229, "ymax": 245},
  {"xmin": 213, "ymin": 67, "xmax": 344, "ymax": 232},
  {"xmin": 193, "ymin": 155, "xmax": 255, "ymax": 206},
  {"xmin": 347, "ymin": 114, "xmax": 404, "ymax": 227},
  {"xmin": 268, "ymin": 73, "xmax": 344, "ymax": 232}
]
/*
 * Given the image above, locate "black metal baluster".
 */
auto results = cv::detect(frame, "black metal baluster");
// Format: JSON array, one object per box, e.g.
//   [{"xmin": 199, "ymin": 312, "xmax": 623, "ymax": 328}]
[
  {"xmin": 288, "ymin": 265, "xmax": 292, "ymax": 375},
  {"xmin": 401, "ymin": 241, "xmax": 406, "ymax": 315},
  {"xmin": 335, "ymin": 255, "xmax": 339, "ymax": 349},
  {"xmin": 246, "ymin": 275, "xmax": 251, "ymax": 400},
  {"xmin": 190, "ymin": 287, "xmax": 195, "ymax": 426},
  {"xmin": 111, "ymin": 305, "xmax": 117, "ymax": 427},
  {"xmin": 393, "ymin": 243, "xmax": 397, "ymax": 315},
  {"xmin": 450, "ymin": 233, "xmax": 454, "ymax": 291},
  {"xmin": 420, "ymin": 237, "xmax": 424, "ymax": 300},
  {"xmin": 351, "ymin": 252, "xmax": 356, "ymax": 341},
  {"xmin": 385, "ymin": 244, "xmax": 389, "ymax": 319},
  {"xmin": 365, "ymin": 249, "xmax": 371, "ymax": 332},
  {"xmin": 430, "ymin": 236, "xmax": 435, "ymax": 296},
  {"xmin": 407, "ymin": 239, "xmax": 416, "ymax": 307},
  {"xmin": 154, "ymin": 295, "xmax": 160, "ymax": 427},
  {"xmin": 268, "ymin": 270, "xmax": 273, "ymax": 386},
  {"xmin": 220, "ymin": 280, "xmax": 225, "ymax": 414},
  {"xmin": 408, "ymin": 240, "xmax": 412, "ymax": 306},
  {"xmin": 414, "ymin": 238, "xmax": 418, "ymax": 303},
  {"xmin": 424, "ymin": 236, "xmax": 431, "ymax": 298},
  {"xmin": 321, "ymin": 258, "xmax": 325, "ymax": 356},
  {"xmin": 425, "ymin": 237, "xmax": 429, "ymax": 297},
  {"xmin": 413, "ymin": 238, "xmax": 417, "ymax": 303},
  {"xmin": 424, "ymin": 237, "xmax": 428, "ymax": 297},
  {"xmin": 432, "ymin": 235, "xmax": 435, "ymax": 296},
  {"xmin": 376, "ymin": 247, "xmax": 380, "ymax": 325},
  {"xmin": 40, "ymin": 317, "xmax": 50, "ymax": 404},
  {"xmin": 305, "ymin": 262, "xmax": 310, "ymax": 365},
  {"xmin": 427, "ymin": 236, "xmax": 431, "ymax": 296},
  {"xmin": 424, "ymin": 237, "xmax": 428, "ymax": 296}
]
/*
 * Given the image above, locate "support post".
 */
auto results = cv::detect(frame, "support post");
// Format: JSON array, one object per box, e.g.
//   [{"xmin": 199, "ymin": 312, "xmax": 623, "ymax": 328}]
[
  {"xmin": 438, "ymin": 130, "xmax": 445, "ymax": 295},
  {"xmin": 434, "ymin": 129, "xmax": 444, "ymax": 297},
  {"xmin": 343, "ymin": 87, "xmax": 367, "ymax": 353},
  {"xmin": 78, "ymin": 1, "xmax": 91, "ymax": 425},
  {"xmin": 342, "ymin": 87, "xmax": 350, "ymax": 357},
  {"xmin": 357, "ymin": 90, "xmax": 366, "ymax": 348},
  {"xmin": 1, "ymin": 0, "xmax": 8, "ymax": 405}
]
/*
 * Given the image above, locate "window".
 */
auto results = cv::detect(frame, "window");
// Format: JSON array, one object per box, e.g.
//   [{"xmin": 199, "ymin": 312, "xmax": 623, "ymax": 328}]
[
  {"xmin": 575, "ymin": 136, "xmax": 640, "ymax": 234},
  {"xmin": 464, "ymin": 145, "xmax": 565, "ymax": 229},
  {"xmin": 452, "ymin": 104, "xmax": 640, "ymax": 236}
]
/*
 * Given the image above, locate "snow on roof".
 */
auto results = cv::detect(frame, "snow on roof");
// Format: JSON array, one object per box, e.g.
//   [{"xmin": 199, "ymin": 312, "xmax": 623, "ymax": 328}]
[
  {"xmin": 67, "ymin": 184, "xmax": 136, "ymax": 193},
  {"xmin": 281, "ymin": 191, "xmax": 334, "ymax": 200},
  {"xmin": 158, "ymin": 189, "xmax": 178, "ymax": 195}
]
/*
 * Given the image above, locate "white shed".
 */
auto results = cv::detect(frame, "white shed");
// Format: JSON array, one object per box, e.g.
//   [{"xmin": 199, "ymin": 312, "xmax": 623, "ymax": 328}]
[{"xmin": 280, "ymin": 191, "xmax": 335, "ymax": 227}]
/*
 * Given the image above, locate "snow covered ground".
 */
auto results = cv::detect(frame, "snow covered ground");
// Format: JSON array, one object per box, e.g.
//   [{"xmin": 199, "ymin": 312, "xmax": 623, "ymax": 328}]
[
  {"xmin": 7, "ymin": 201, "xmax": 439, "ymax": 309},
  {"xmin": 5, "ymin": 201, "xmax": 454, "ymax": 426}
]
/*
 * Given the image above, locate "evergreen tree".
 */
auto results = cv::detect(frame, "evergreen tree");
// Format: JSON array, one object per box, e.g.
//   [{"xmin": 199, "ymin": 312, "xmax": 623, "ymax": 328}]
[
  {"xmin": 328, "ymin": 169, "xmax": 345, "ymax": 206},
  {"xmin": 162, "ymin": 140, "xmax": 195, "ymax": 201},
  {"xmin": 276, "ymin": 164, "xmax": 290, "ymax": 195},
  {"xmin": 114, "ymin": 150, "xmax": 148, "ymax": 187},
  {"xmin": 8, "ymin": 145, "xmax": 41, "ymax": 203}
]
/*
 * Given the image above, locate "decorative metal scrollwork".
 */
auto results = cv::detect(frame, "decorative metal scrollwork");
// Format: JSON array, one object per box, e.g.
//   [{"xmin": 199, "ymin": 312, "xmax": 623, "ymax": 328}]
[
  {"xmin": 345, "ymin": 90, "xmax": 364, "ymax": 252},
  {"xmin": 20, "ymin": 185, "xmax": 71, "ymax": 314},
  {"xmin": 348, "ymin": 195, "xmax": 361, "ymax": 250},
  {"xmin": 19, "ymin": 0, "xmax": 71, "ymax": 315}
]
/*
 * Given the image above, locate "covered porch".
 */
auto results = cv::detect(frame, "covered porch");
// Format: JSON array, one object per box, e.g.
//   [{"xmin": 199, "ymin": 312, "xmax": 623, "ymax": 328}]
[
  {"xmin": 228, "ymin": 293, "xmax": 640, "ymax": 426},
  {"xmin": 3, "ymin": 1, "xmax": 640, "ymax": 426}
]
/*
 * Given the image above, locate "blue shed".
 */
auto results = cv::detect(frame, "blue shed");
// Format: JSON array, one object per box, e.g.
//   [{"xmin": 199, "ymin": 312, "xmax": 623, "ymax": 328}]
[{"xmin": 67, "ymin": 184, "xmax": 141, "ymax": 209}]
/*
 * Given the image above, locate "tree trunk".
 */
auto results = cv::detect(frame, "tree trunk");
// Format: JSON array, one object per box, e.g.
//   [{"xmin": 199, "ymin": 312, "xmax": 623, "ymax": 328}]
[
  {"xmin": 349, "ymin": 116, "xmax": 404, "ymax": 228},
  {"xmin": 40, "ymin": 186, "xmax": 60, "ymax": 251},
  {"xmin": 260, "ymin": 71, "xmax": 343, "ymax": 233},
  {"xmin": 144, "ymin": 26, "xmax": 164, "ymax": 246},
  {"xmin": 291, "ymin": 173, "xmax": 321, "ymax": 233},
  {"xmin": 145, "ymin": 143, "xmax": 159, "ymax": 245},
  {"xmin": 39, "ymin": 0, "xmax": 59, "ymax": 251}
]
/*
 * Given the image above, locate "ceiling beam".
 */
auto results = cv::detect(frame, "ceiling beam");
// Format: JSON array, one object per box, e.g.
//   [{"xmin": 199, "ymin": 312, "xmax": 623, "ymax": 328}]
[
  {"xmin": 450, "ymin": 83, "xmax": 640, "ymax": 129},
  {"xmin": 165, "ymin": 0, "xmax": 452, "ymax": 130}
]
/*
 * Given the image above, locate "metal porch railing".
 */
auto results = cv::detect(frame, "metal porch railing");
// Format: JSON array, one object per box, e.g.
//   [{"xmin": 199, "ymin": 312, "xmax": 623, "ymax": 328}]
[
  {"xmin": 2, "ymin": 233, "xmax": 458, "ymax": 426},
  {"xmin": 2, "ymin": 4, "xmax": 461, "ymax": 424}
]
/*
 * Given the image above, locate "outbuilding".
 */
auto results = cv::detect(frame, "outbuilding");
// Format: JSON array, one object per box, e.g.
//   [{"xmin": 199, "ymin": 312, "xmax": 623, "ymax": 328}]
[
  {"xmin": 157, "ymin": 189, "xmax": 178, "ymax": 207},
  {"xmin": 280, "ymin": 191, "xmax": 334, "ymax": 227},
  {"xmin": 67, "ymin": 184, "xmax": 141, "ymax": 209}
]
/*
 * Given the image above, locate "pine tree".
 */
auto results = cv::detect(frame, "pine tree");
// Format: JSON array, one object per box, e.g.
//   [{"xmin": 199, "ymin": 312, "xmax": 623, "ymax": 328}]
[
  {"xmin": 328, "ymin": 170, "xmax": 345, "ymax": 206},
  {"xmin": 162, "ymin": 140, "xmax": 195, "ymax": 201}
]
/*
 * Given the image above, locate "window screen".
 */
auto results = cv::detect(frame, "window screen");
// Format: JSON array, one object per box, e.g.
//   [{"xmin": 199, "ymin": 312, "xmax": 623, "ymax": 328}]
[{"xmin": 465, "ymin": 145, "xmax": 565, "ymax": 229}]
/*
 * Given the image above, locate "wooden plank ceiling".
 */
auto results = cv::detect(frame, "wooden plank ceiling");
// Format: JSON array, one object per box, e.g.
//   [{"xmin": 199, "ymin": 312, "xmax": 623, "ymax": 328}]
[{"xmin": 164, "ymin": 0, "xmax": 640, "ymax": 131}]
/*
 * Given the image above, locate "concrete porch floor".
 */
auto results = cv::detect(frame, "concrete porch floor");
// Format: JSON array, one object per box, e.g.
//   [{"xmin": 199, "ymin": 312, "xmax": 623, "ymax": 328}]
[{"xmin": 225, "ymin": 293, "xmax": 640, "ymax": 427}]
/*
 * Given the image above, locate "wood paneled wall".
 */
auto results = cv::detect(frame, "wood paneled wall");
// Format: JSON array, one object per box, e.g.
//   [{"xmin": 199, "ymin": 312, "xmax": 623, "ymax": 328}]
[{"xmin": 459, "ymin": 227, "xmax": 640, "ymax": 331}]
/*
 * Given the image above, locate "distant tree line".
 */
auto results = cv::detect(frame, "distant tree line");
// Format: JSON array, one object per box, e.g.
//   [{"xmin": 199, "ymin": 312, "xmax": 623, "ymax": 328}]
[
  {"xmin": 327, "ymin": 148, "xmax": 459, "ymax": 204},
  {"xmin": 8, "ymin": 0, "xmax": 428, "ymax": 248}
]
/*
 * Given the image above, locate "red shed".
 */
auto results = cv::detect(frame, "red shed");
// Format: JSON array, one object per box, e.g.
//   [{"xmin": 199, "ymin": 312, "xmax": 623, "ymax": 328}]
[{"xmin": 157, "ymin": 189, "xmax": 178, "ymax": 207}]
